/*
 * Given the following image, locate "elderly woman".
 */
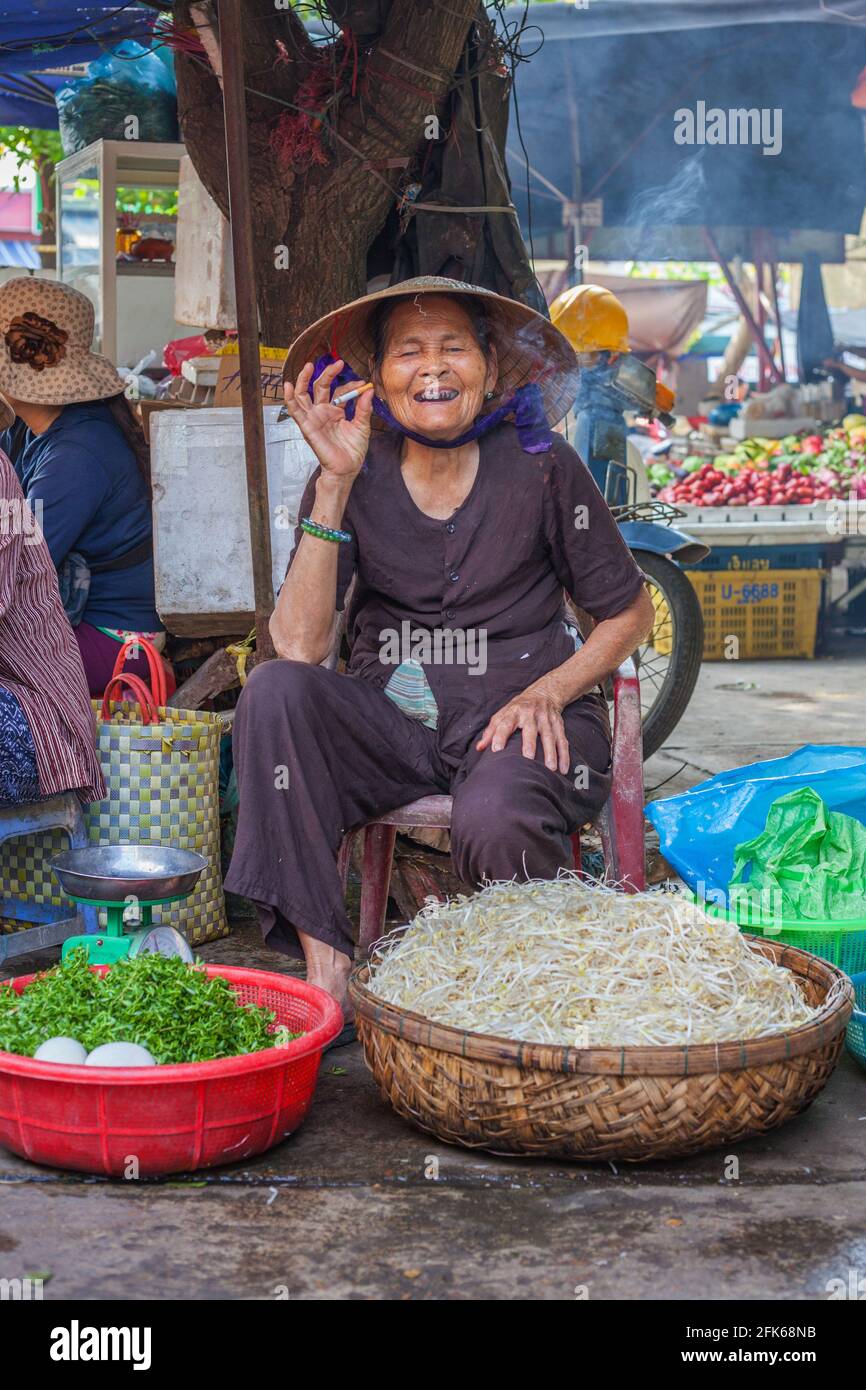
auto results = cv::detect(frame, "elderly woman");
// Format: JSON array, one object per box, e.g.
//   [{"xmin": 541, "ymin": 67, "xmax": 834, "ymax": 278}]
[{"xmin": 225, "ymin": 277, "xmax": 654, "ymax": 1031}]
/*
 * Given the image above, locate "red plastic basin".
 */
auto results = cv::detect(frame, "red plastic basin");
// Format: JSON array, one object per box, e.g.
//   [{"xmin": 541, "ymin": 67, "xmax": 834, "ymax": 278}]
[{"xmin": 0, "ymin": 964, "xmax": 343, "ymax": 1177}]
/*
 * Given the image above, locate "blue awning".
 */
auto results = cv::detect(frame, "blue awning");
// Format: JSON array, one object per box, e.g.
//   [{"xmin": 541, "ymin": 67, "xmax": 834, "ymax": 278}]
[{"xmin": 0, "ymin": 239, "xmax": 41, "ymax": 269}]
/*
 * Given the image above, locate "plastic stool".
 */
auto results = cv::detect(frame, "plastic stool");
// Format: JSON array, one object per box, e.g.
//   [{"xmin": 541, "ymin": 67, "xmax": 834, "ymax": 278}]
[{"xmin": 0, "ymin": 793, "xmax": 98, "ymax": 964}]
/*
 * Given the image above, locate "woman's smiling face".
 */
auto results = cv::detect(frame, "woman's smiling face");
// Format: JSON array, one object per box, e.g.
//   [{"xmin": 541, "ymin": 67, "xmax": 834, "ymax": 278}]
[{"xmin": 373, "ymin": 295, "xmax": 498, "ymax": 440}]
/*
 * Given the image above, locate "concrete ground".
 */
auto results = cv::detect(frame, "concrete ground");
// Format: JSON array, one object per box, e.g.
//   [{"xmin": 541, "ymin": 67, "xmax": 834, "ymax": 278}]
[{"xmin": 1, "ymin": 648, "xmax": 865, "ymax": 1301}]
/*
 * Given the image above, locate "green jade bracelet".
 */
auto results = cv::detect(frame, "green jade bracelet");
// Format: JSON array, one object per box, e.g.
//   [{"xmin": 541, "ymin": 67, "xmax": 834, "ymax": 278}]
[{"xmin": 300, "ymin": 516, "xmax": 353, "ymax": 544}]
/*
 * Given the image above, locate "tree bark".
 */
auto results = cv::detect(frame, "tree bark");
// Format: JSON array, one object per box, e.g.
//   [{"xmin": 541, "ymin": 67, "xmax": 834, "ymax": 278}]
[
  {"xmin": 174, "ymin": 0, "xmax": 481, "ymax": 345},
  {"xmin": 36, "ymin": 157, "xmax": 56, "ymax": 271}
]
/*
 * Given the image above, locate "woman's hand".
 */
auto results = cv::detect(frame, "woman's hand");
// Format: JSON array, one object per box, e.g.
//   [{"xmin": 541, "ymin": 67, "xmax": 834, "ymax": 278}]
[
  {"xmin": 476, "ymin": 678, "xmax": 571, "ymax": 774},
  {"xmin": 281, "ymin": 358, "xmax": 374, "ymax": 480}
]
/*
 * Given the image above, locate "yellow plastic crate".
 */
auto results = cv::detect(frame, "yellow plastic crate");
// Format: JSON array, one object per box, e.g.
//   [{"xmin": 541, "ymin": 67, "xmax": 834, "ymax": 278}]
[
  {"xmin": 649, "ymin": 583, "xmax": 674, "ymax": 657},
  {"xmin": 687, "ymin": 568, "xmax": 823, "ymax": 660}
]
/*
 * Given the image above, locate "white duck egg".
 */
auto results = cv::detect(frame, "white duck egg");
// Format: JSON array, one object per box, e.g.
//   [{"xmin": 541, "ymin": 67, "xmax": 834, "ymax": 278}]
[
  {"xmin": 34, "ymin": 1036, "xmax": 88, "ymax": 1065},
  {"xmin": 85, "ymin": 1042, "xmax": 157, "ymax": 1067}
]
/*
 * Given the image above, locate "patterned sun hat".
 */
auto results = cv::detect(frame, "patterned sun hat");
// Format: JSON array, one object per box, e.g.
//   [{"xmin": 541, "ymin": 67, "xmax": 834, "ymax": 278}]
[
  {"xmin": 0, "ymin": 278, "xmax": 125, "ymax": 411},
  {"xmin": 283, "ymin": 276, "xmax": 580, "ymax": 428}
]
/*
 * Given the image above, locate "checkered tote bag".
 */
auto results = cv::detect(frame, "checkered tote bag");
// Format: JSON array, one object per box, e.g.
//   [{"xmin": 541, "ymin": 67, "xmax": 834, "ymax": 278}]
[{"xmin": 84, "ymin": 641, "xmax": 228, "ymax": 946}]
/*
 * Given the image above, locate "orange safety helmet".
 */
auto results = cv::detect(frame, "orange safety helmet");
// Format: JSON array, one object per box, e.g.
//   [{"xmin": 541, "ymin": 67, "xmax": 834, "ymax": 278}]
[
  {"xmin": 550, "ymin": 283, "xmax": 630, "ymax": 354},
  {"xmin": 655, "ymin": 381, "xmax": 675, "ymax": 414}
]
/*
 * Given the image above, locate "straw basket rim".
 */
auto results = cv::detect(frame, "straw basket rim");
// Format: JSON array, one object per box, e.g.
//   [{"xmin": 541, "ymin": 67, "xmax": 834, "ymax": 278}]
[{"xmin": 349, "ymin": 935, "xmax": 853, "ymax": 1078}]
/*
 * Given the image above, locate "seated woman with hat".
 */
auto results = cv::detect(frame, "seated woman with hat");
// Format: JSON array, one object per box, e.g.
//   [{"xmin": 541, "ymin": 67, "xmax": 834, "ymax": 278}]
[
  {"xmin": 0, "ymin": 278, "xmax": 163, "ymax": 697},
  {"xmin": 225, "ymin": 277, "xmax": 654, "ymax": 1034},
  {"xmin": 0, "ymin": 399, "xmax": 105, "ymax": 809}
]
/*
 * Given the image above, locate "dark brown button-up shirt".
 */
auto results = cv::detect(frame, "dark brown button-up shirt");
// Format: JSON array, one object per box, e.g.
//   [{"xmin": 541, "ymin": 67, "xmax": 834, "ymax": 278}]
[{"xmin": 292, "ymin": 422, "xmax": 645, "ymax": 767}]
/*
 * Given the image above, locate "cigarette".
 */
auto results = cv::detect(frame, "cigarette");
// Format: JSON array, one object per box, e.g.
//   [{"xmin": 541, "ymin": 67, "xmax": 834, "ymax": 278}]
[{"xmin": 333, "ymin": 381, "xmax": 374, "ymax": 407}]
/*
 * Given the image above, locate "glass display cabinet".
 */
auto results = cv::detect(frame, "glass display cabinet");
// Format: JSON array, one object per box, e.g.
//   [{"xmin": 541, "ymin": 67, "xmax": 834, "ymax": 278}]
[{"xmin": 56, "ymin": 138, "xmax": 188, "ymax": 367}]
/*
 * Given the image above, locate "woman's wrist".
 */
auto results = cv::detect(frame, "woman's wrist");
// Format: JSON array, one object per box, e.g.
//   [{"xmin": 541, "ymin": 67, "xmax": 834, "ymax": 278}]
[
  {"xmin": 531, "ymin": 667, "xmax": 577, "ymax": 711},
  {"xmin": 312, "ymin": 473, "xmax": 354, "ymax": 527}
]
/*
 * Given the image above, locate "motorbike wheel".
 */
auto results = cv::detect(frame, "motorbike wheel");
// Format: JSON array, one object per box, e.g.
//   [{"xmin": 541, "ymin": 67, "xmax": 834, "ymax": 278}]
[{"xmin": 627, "ymin": 550, "xmax": 704, "ymax": 759}]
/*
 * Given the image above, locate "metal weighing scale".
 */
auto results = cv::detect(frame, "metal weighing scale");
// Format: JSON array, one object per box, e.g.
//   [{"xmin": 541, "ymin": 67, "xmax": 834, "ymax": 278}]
[{"xmin": 50, "ymin": 845, "xmax": 207, "ymax": 964}]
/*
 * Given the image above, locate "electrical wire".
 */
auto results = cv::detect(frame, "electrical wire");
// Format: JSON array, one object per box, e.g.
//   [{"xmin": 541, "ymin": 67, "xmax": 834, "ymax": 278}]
[{"xmin": 491, "ymin": 0, "xmax": 542, "ymax": 269}]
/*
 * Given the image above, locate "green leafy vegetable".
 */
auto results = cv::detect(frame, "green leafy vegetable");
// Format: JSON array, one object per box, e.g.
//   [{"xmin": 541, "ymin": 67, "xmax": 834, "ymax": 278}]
[{"xmin": 0, "ymin": 951, "xmax": 301, "ymax": 1064}]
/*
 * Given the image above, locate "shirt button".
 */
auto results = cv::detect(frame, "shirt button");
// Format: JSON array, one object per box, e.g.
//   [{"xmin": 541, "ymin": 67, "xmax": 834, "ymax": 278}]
[
  {"xmin": 445, "ymin": 608, "xmax": 456, "ymax": 620},
  {"xmin": 446, "ymin": 521, "xmax": 456, "ymax": 533},
  {"xmin": 449, "ymin": 571, "xmax": 459, "ymax": 582}
]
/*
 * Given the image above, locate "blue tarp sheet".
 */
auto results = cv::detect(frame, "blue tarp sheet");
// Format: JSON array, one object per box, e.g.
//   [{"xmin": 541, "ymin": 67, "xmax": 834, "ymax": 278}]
[
  {"xmin": 0, "ymin": 1, "xmax": 156, "ymax": 125},
  {"xmin": 645, "ymin": 745, "xmax": 866, "ymax": 897}
]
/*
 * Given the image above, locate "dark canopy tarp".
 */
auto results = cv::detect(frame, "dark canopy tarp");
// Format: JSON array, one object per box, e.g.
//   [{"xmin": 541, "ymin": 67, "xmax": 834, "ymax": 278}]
[
  {"xmin": 504, "ymin": 12, "xmax": 866, "ymax": 239},
  {"xmin": 509, "ymin": 0, "xmax": 866, "ymax": 40}
]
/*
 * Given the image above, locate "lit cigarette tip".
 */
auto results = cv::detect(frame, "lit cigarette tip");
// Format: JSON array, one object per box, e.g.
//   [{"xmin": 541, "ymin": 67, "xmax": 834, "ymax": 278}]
[{"xmin": 333, "ymin": 381, "xmax": 374, "ymax": 407}]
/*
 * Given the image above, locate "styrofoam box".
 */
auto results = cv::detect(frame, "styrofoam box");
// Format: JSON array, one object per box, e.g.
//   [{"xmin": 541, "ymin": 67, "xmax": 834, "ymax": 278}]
[
  {"xmin": 729, "ymin": 415, "xmax": 829, "ymax": 440},
  {"xmin": 673, "ymin": 502, "xmax": 834, "ymax": 546},
  {"xmin": 151, "ymin": 406, "xmax": 319, "ymax": 630}
]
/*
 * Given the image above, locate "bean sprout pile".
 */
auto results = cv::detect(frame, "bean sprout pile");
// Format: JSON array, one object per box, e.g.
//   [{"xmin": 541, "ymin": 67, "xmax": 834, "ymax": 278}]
[{"xmin": 367, "ymin": 877, "xmax": 818, "ymax": 1047}]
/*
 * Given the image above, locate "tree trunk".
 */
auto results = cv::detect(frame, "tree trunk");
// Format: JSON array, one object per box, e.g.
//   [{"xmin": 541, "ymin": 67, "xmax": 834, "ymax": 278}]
[
  {"xmin": 173, "ymin": 0, "xmax": 484, "ymax": 346},
  {"xmin": 36, "ymin": 157, "xmax": 56, "ymax": 271}
]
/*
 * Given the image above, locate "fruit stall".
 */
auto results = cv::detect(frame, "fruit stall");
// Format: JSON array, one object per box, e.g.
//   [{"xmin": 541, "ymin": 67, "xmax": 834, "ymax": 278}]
[{"xmin": 646, "ymin": 415, "xmax": 866, "ymax": 659}]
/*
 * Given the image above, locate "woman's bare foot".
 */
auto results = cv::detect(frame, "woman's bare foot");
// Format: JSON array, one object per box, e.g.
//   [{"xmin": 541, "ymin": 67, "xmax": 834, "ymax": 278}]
[{"xmin": 296, "ymin": 929, "xmax": 353, "ymax": 1020}]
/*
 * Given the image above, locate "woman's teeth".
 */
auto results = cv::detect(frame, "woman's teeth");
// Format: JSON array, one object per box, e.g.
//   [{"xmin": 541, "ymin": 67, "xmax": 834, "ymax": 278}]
[{"xmin": 415, "ymin": 386, "xmax": 459, "ymax": 402}]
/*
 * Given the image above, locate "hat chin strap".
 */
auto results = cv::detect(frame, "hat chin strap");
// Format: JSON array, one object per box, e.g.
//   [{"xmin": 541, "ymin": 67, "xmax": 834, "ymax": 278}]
[{"xmin": 309, "ymin": 354, "xmax": 552, "ymax": 454}]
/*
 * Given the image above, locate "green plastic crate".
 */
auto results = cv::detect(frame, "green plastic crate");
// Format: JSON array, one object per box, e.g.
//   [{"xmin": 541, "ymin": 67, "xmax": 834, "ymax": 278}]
[{"xmin": 701, "ymin": 896, "xmax": 866, "ymax": 976}]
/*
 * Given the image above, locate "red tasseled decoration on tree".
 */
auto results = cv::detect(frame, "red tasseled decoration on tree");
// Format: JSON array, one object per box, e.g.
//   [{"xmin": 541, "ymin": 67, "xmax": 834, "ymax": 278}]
[
  {"xmin": 269, "ymin": 108, "xmax": 331, "ymax": 171},
  {"xmin": 269, "ymin": 54, "xmax": 340, "ymax": 172},
  {"xmin": 269, "ymin": 32, "xmax": 363, "ymax": 174}
]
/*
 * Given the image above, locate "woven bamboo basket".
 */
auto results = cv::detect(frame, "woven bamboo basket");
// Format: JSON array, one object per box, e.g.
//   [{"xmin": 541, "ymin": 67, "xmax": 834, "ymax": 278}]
[{"xmin": 348, "ymin": 937, "xmax": 853, "ymax": 1163}]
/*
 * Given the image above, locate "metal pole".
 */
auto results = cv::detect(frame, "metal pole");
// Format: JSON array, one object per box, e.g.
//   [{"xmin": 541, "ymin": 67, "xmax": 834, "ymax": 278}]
[
  {"xmin": 769, "ymin": 257, "xmax": 787, "ymax": 380},
  {"xmin": 778, "ymin": 259, "xmax": 789, "ymax": 380},
  {"xmin": 218, "ymin": 0, "xmax": 275, "ymax": 659},
  {"xmin": 703, "ymin": 227, "xmax": 783, "ymax": 387},
  {"xmin": 754, "ymin": 255, "xmax": 768, "ymax": 391},
  {"xmin": 563, "ymin": 60, "xmax": 582, "ymax": 288}
]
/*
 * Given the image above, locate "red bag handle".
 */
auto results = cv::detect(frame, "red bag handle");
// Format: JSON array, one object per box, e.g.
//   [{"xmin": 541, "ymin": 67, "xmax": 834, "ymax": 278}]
[
  {"xmin": 100, "ymin": 672, "xmax": 160, "ymax": 725},
  {"xmin": 109, "ymin": 637, "xmax": 167, "ymax": 709}
]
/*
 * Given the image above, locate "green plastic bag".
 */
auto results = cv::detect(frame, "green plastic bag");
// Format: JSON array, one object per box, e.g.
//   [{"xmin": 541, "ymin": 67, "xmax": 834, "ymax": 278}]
[{"xmin": 729, "ymin": 787, "xmax": 866, "ymax": 922}]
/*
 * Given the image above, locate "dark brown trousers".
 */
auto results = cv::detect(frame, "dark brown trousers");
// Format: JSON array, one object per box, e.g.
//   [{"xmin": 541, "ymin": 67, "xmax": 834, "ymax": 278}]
[{"xmin": 224, "ymin": 660, "xmax": 612, "ymax": 960}]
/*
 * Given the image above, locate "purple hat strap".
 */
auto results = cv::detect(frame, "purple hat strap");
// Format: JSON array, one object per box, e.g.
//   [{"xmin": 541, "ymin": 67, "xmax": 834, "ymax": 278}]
[{"xmin": 309, "ymin": 353, "xmax": 552, "ymax": 454}]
